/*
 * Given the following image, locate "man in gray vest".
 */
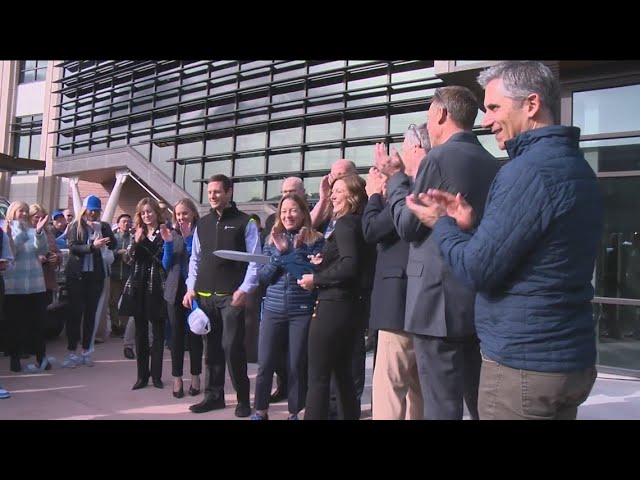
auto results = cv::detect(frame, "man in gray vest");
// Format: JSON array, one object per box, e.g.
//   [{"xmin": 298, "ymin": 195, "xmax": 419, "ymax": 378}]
[{"xmin": 183, "ymin": 174, "xmax": 260, "ymax": 417}]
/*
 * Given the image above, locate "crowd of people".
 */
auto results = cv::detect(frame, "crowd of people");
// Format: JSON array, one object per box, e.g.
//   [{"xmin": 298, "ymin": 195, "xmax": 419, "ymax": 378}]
[{"xmin": 0, "ymin": 61, "xmax": 604, "ymax": 420}]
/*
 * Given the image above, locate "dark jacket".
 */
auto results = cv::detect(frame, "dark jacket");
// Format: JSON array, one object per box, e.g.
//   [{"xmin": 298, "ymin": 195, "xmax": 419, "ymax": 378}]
[
  {"xmin": 387, "ymin": 131, "xmax": 500, "ymax": 337},
  {"xmin": 431, "ymin": 125, "xmax": 603, "ymax": 372},
  {"xmin": 362, "ymin": 193, "xmax": 409, "ymax": 331},
  {"xmin": 110, "ymin": 229, "xmax": 133, "ymax": 281},
  {"xmin": 119, "ymin": 228, "xmax": 167, "ymax": 320},
  {"xmin": 258, "ymin": 230, "xmax": 324, "ymax": 315},
  {"xmin": 194, "ymin": 204, "xmax": 250, "ymax": 294},
  {"xmin": 314, "ymin": 213, "xmax": 374, "ymax": 302},
  {"xmin": 65, "ymin": 220, "xmax": 118, "ymax": 280}
]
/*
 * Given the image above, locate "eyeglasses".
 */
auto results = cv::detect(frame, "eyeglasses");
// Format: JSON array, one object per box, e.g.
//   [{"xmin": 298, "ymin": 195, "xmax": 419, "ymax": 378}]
[{"xmin": 407, "ymin": 124, "xmax": 424, "ymax": 149}]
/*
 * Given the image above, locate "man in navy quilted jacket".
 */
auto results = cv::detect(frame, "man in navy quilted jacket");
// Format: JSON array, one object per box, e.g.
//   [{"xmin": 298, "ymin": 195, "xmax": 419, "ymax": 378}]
[{"xmin": 407, "ymin": 61, "xmax": 603, "ymax": 420}]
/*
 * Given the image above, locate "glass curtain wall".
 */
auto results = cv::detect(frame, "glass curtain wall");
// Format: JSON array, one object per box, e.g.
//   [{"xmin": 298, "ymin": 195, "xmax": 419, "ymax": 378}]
[
  {"xmin": 53, "ymin": 60, "xmax": 445, "ymax": 204},
  {"xmin": 573, "ymin": 83, "xmax": 640, "ymax": 374}
]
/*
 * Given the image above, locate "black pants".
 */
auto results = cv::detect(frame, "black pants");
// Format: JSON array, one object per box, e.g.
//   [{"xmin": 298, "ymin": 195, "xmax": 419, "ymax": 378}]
[
  {"xmin": 168, "ymin": 300, "xmax": 203, "ymax": 378},
  {"xmin": 328, "ymin": 296, "xmax": 369, "ymax": 419},
  {"xmin": 5, "ymin": 292, "xmax": 47, "ymax": 358},
  {"xmin": 305, "ymin": 299, "xmax": 359, "ymax": 420},
  {"xmin": 413, "ymin": 334, "xmax": 481, "ymax": 420},
  {"xmin": 67, "ymin": 272, "xmax": 104, "ymax": 351},
  {"xmin": 134, "ymin": 311, "xmax": 166, "ymax": 381},
  {"xmin": 199, "ymin": 294, "xmax": 250, "ymax": 405}
]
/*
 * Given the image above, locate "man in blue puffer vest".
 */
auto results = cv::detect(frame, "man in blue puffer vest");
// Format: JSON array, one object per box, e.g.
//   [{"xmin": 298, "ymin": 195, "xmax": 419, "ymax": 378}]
[{"xmin": 406, "ymin": 61, "xmax": 603, "ymax": 420}]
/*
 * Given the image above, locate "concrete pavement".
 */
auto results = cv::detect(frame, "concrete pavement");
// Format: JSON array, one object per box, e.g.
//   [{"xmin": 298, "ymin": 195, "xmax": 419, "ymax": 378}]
[{"xmin": 0, "ymin": 333, "xmax": 637, "ymax": 420}]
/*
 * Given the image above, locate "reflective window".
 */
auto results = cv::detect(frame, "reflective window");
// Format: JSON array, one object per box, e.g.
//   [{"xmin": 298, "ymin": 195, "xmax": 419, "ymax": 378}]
[
  {"xmin": 345, "ymin": 116, "xmax": 385, "ymax": 138},
  {"xmin": 233, "ymin": 181, "xmax": 263, "ymax": 202},
  {"xmin": 347, "ymin": 87, "xmax": 387, "ymax": 108},
  {"xmin": 273, "ymin": 61, "xmax": 306, "ymax": 81},
  {"xmin": 304, "ymin": 176, "xmax": 322, "ymax": 200},
  {"xmin": 391, "ymin": 64, "xmax": 435, "ymax": 83},
  {"xmin": 54, "ymin": 60, "xmax": 448, "ymax": 203},
  {"xmin": 235, "ymin": 156, "xmax": 264, "ymax": 176},
  {"xmin": 150, "ymin": 143, "xmax": 175, "ymax": 179},
  {"xmin": 176, "ymin": 139, "xmax": 202, "ymax": 159},
  {"xmin": 19, "ymin": 60, "xmax": 47, "ymax": 84},
  {"xmin": 175, "ymin": 161, "xmax": 202, "ymax": 200},
  {"xmin": 305, "ymin": 148, "xmax": 341, "ymax": 171},
  {"xmin": 389, "ymin": 111, "xmax": 427, "ymax": 134},
  {"xmin": 11, "ymin": 114, "xmax": 43, "ymax": 160},
  {"xmin": 266, "ymin": 179, "xmax": 284, "ymax": 201},
  {"xmin": 478, "ymin": 133, "xmax": 508, "ymax": 160},
  {"xmin": 236, "ymin": 132, "xmax": 265, "ymax": 151},
  {"xmin": 344, "ymin": 144, "xmax": 374, "ymax": 167},
  {"xmin": 595, "ymin": 176, "xmax": 640, "ymax": 300},
  {"xmin": 270, "ymin": 127, "xmax": 302, "ymax": 147},
  {"xmin": 306, "ymin": 122, "xmax": 342, "ymax": 143},
  {"xmin": 269, "ymin": 152, "xmax": 300, "ymax": 173},
  {"xmin": 581, "ymin": 137, "xmax": 640, "ymax": 173},
  {"xmin": 204, "ymin": 159, "xmax": 231, "ymax": 179},
  {"xmin": 205, "ymin": 136, "xmax": 233, "ymax": 155},
  {"xmin": 595, "ymin": 303, "xmax": 640, "ymax": 369},
  {"xmin": 309, "ymin": 61, "xmax": 345, "ymax": 73},
  {"xmin": 574, "ymin": 84, "xmax": 640, "ymax": 135}
]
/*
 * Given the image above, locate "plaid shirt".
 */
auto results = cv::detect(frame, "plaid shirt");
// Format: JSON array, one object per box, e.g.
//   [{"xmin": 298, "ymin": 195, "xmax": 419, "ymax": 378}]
[
  {"xmin": 122, "ymin": 231, "xmax": 166, "ymax": 300},
  {"xmin": 4, "ymin": 224, "xmax": 48, "ymax": 295}
]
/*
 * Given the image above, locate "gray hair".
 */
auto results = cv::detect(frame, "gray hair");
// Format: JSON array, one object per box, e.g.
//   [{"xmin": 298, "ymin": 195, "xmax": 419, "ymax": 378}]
[
  {"xmin": 477, "ymin": 61, "xmax": 559, "ymax": 123},
  {"xmin": 404, "ymin": 123, "xmax": 431, "ymax": 150},
  {"xmin": 431, "ymin": 86, "xmax": 479, "ymax": 130}
]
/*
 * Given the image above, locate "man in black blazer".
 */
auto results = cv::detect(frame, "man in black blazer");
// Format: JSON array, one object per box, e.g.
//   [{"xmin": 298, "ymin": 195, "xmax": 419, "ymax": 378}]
[
  {"xmin": 375, "ymin": 86, "xmax": 500, "ymax": 420},
  {"xmin": 363, "ymin": 123, "xmax": 430, "ymax": 420}
]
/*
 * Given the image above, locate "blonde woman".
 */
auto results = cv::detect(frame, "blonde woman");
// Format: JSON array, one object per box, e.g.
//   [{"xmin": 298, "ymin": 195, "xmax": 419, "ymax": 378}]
[
  {"xmin": 29, "ymin": 204, "xmax": 63, "ymax": 309},
  {"xmin": 3, "ymin": 201, "xmax": 49, "ymax": 373},
  {"xmin": 63, "ymin": 195, "xmax": 117, "ymax": 368},
  {"xmin": 161, "ymin": 198, "xmax": 203, "ymax": 398}
]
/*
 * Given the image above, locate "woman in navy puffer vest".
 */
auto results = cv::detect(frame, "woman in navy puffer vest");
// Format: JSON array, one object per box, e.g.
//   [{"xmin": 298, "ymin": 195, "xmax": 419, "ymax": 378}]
[{"xmin": 252, "ymin": 193, "xmax": 324, "ymax": 420}]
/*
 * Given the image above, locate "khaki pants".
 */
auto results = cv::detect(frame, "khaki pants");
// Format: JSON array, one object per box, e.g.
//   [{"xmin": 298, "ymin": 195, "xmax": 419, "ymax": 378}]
[
  {"xmin": 372, "ymin": 329, "xmax": 423, "ymax": 420},
  {"xmin": 478, "ymin": 353, "xmax": 597, "ymax": 420}
]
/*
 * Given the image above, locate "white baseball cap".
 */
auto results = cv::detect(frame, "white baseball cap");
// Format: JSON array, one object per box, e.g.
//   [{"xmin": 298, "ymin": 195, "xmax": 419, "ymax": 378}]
[{"xmin": 188, "ymin": 301, "xmax": 211, "ymax": 335}]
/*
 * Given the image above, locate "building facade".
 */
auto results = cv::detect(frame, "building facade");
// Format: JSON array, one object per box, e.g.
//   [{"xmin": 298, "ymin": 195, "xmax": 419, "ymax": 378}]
[{"xmin": 0, "ymin": 59, "xmax": 638, "ymax": 376}]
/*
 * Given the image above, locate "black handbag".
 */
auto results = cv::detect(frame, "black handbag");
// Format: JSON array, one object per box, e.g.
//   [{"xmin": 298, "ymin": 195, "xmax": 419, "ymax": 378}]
[{"xmin": 118, "ymin": 291, "xmax": 136, "ymax": 317}]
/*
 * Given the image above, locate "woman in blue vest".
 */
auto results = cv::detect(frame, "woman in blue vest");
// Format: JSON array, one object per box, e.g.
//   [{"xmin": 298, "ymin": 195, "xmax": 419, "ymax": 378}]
[{"xmin": 251, "ymin": 193, "xmax": 324, "ymax": 420}]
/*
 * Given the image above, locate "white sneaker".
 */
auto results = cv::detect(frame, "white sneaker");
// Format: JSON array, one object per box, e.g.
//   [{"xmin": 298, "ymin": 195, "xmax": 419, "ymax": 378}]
[
  {"xmin": 82, "ymin": 351, "xmax": 94, "ymax": 367},
  {"xmin": 62, "ymin": 353, "xmax": 81, "ymax": 368}
]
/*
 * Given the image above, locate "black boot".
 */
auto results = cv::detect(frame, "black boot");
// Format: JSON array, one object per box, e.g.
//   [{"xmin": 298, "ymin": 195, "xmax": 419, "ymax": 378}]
[
  {"xmin": 10, "ymin": 356, "xmax": 21, "ymax": 373},
  {"xmin": 132, "ymin": 377, "xmax": 149, "ymax": 390}
]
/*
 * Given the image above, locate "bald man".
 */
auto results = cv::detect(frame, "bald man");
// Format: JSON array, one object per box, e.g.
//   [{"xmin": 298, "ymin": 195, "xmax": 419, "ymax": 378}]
[
  {"xmin": 310, "ymin": 159, "xmax": 358, "ymax": 229},
  {"xmin": 261, "ymin": 177, "xmax": 306, "ymax": 245}
]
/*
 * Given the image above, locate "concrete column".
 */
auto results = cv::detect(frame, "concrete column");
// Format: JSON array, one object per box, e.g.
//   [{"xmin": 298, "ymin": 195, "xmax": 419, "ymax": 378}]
[
  {"xmin": 69, "ymin": 175, "xmax": 82, "ymax": 214},
  {"xmin": 102, "ymin": 170, "xmax": 129, "ymax": 224}
]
